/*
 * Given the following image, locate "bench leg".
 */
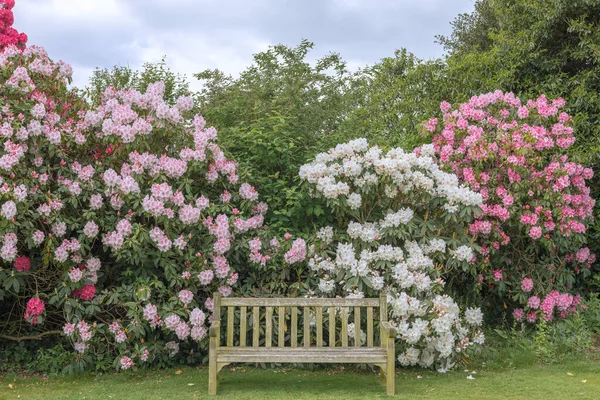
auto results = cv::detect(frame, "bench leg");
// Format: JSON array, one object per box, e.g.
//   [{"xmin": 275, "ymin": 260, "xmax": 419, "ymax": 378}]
[
  {"xmin": 208, "ymin": 337, "xmax": 218, "ymax": 395},
  {"xmin": 376, "ymin": 364, "xmax": 387, "ymax": 385},
  {"xmin": 386, "ymin": 337, "xmax": 395, "ymax": 395},
  {"xmin": 208, "ymin": 359, "xmax": 218, "ymax": 395}
]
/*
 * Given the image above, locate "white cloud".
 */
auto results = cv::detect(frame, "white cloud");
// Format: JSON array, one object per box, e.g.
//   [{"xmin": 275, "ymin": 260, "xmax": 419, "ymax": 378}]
[{"xmin": 12, "ymin": 0, "xmax": 475, "ymax": 89}]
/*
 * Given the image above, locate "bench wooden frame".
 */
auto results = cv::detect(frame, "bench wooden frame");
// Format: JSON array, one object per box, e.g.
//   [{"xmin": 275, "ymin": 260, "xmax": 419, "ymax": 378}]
[{"xmin": 208, "ymin": 292, "xmax": 396, "ymax": 395}]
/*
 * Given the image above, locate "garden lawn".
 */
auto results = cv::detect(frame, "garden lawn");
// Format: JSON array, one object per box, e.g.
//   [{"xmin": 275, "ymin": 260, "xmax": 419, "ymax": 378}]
[{"xmin": 1, "ymin": 360, "xmax": 599, "ymax": 400}]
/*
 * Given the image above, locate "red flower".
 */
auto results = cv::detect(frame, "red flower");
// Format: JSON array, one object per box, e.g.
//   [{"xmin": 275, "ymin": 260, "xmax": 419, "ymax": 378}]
[
  {"xmin": 14, "ymin": 255, "xmax": 30, "ymax": 272},
  {"xmin": 79, "ymin": 284, "xmax": 96, "ymax": 301}
]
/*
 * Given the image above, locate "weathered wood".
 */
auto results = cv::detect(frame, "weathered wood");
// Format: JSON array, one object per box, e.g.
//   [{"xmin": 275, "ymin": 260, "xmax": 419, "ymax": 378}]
[
  {"xmin": 221, "ymin": 297, "xmax": 380, "ymax": 307},
  {"xmin": 208, "ymin": 319, "xmax": 220, "ymax": 395},
  {"xmin": 252, "ymin": 306, "xmax": 259, "ymax": 347},
  {"xmin": 386, "ymin": 334, "xmax": 395, "ymax": 395},
  {"xmin": 291, "ymin": 306, "xmax": 298, "ymax": 348},
  {"xmin": 239, "ymin": 306, "xmax": 247, "ymax": 347},
  {"xmin": 367, "ymin": 307, "xmax": 374, "ymax": 347},
  {"xmin": 316, "ymin": 306, "xmax": 323, "ymax": 347},
  {"xmin": 213, "ymin": 293, "xmax": 222, "ymax": 322},
  {"xmin": 217, "ymin": 347, "xmax": 388, "ymax": 364},
  {"xmin": 379, "ymin": 291, "xmax": 387, "ymax": 322},
  {"xmin": 354, "ymin": 306, "xmax": 361, "ymax": 347},
  {"xmin": 208, "ymin": 295, "xmax": 393, "ymax": 396},
  {"xmin": 341, "ymin": 307, "xmax": 348, "ymax": 347},
  {"xmin": 265, "ymin": 306, "xmax": 273, "ymax": 348},
  {"xmin": 278, "ymin": 306, "xmax": 285, "ymax": 347},
  {"xmin": 379, "ymin": 291, "xmax": 387, "ymax": 347},
  {"xmin": 303, "ymin": 306, "xmax": 310, "ymax": 347},
  {"xmin": 382, "ymin": 321, "xmax": 397, "ymax": 396},
  {"xmin": 227, "ymin": 306, "xmax": 234, "ymax": 347},
  {"xmin": 329, "ymin": 307, "xmax": 335, "ymax": 347}
]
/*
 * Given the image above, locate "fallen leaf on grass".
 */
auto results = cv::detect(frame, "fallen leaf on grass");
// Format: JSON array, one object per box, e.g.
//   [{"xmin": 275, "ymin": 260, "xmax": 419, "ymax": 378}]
[
  {"xmin": 8, "ymin": 384, "xmax": 14, "ymax": 389},
  {"xmin": 188, "ymin": 383, "xmax": 195, "ymax": 386},
  {"xmin": 567, "ymin": 372, "xmax": 574, "ymax": 376},
  {"xmin": 581, "ymin": 380, "xmax": 587, "ymax": 383},
  {"xmin": 175, "ymin": 370, "xmax": 182, "ymax": 375}
]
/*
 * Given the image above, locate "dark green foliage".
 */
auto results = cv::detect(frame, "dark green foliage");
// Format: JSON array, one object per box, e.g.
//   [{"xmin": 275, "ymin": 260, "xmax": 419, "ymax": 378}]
[{"xmin": 194, "ymin": 40, "xmax": 353, "ymax": 234}]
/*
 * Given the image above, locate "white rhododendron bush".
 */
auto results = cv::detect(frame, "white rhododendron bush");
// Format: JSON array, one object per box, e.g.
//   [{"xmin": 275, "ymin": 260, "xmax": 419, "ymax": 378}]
[
  {"xmin": 300, "ymin": 139, "xmax": 485, "ymax": 370},
  {"xmin": 0, "ymin": 43, "xmax": 309, "ymax": 369}
]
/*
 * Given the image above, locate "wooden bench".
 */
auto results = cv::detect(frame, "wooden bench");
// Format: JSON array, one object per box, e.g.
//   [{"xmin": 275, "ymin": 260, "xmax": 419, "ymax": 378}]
[{"xmin": 208, "ymin": 292, "xmax": 396, "ymax": 395}]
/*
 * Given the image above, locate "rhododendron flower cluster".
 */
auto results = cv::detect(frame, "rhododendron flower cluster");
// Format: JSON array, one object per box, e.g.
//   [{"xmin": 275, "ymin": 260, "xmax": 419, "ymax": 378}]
[
  {"xmin": 0, "ymin": 0, "xmax": 26, "ymax": 48},
  {"xmin": 423, "ymin": 92, "xmax": 595, "ymax": 320},
  {"xmin": 300, "ymin": 139, "xmax": 485, "ymax": 370},
  {"xmin": 24, "ymin": 297, "xmax": 44, "ymax": 325}
]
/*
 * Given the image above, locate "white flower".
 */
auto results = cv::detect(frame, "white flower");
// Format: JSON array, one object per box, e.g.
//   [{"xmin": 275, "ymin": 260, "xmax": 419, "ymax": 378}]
[
  {"xmin": 347, "ymin": 192, "xmax": 362, "ymax": 210},
  {"xmin": 452, "ymin": 245, "xmax": 474, "ymax": 262},
  {"xmin": 465, "ymin": 308, "xmax": 483, "ymax": 326}
]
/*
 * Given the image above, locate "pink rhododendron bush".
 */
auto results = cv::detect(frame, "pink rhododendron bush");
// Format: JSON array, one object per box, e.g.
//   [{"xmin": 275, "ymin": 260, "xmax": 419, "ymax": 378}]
[
  {"xmin": 298, "ymin": 139, "xmax": 485, "ymax": 370},
  {"xmin": 423, "ymin": 91, "xmax": 595, "ymax": 322},
  {"xmin": 0, "ymin": 42, "xmax": 302, "ymax": 370}
]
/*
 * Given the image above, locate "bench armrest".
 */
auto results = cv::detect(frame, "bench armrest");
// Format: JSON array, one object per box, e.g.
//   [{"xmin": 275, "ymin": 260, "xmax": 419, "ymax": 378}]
[
  {"xmin": 381, "ymin": 321, "xmax": 397, "ymax": 339},
  {"xmin": 209, "ymin": 320, "xmax": 220, "ymax": 338}
]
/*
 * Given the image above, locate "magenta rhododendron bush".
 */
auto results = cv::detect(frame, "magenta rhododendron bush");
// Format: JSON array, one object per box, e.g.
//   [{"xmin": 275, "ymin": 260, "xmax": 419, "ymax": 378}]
[
  {"xmin": 0, "ymin": 41, "xmax": 306, "ymax": 368},
  {"xmin": 423, "ymin": 91, "xmax": 595, "ymax": 321}
]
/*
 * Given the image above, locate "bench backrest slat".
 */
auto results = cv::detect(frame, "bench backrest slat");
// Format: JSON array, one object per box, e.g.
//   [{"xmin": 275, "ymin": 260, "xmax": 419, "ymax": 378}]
[
  {"xmin": 213, "ymin": 293, "xmax": 387, "ymax": 350},
  {"xmin": 240, "ymin": 306, "xmax": 247, "ymax": 347},
  {"xmin": 291, "ymin": 306, "xmax": 298, "ymax": 347},
  {"xmin": 303, "ymin": 306, "xmax": 310, "ymax": 347},
  {"xmin": 329, "ymin": 307, "xmax": 335, "ymax": 347},
  {"xmin": 227, "ymin": 306, "xmax": 234, "ymax": 347},
  {"xmin": 354, "ymin": 306, "xmax": 361, "ymax": 347},
  {"xmin": 316, "ymin": 306, "xmax": 323, "ymax": 347},
  {"xmin": 265, "ymin": 306, "xmax": 273, "ymax": 347},
  {"xmin": 341, "ymin": 307, "xmax": 348, "ymax": 347},
  {"xmin": 278, "ymin": 306, "xmax": 285, "ymax": 347},
  {"xmin": 252, "ymin": 306, "xmax": 259, "ymax": 347},
  {"xmin": 367, "ymin": 306, "xmax": 374, "ymax": 347}
]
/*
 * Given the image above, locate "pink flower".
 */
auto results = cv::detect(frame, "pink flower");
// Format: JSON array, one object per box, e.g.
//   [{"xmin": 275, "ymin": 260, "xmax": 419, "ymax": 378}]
[
  {"xmin": 493, "ymin": 270, "xmax": 503, "ymax": 281},
  {"xmin": 529, "ymin": 226, "xmax": 542, "ymax": 240},
  {"xmin": 220, "ymin": 190, "xmax": 231, "ymax": 204},
  {"xmin": 24, "ymin": 297, "xmax": 45, "ymax": 324},
  {"xmin": 178, "ymin": 290, "xmax": 194, "ymax": 305},
  {"xmin": 440, "ymin": 101, "xmax": 451, "ymax": 113},
  {"xmin": 63, "ymin": 323, "xmax": 75, "ymax": 335},
  {"xmin": 521, "ymin": 278, "xmax": 533, "ymax": 292},
  {"xmin": 528, "ymin": 296, "xmax": 540, "ymax": 309},
  {"xmin": 68, "ymin": 268, "xmax": 83, "ymax": 282},
  {"xmin": 284, "ymin": 238, "xmax": 307, "ymax": 264},
  {"xmin": 120, "ymin": 356, "xmax": 134, "ymax": 370},
  {"xmin": 175, "ymin": 322, "xmax": 190, "ymax": 340},
  {"xmin": 198, "ymin": 269, "xmax": 214, "ymax": 285},
  {"xmin": 513, "ymin": 308, "xmax": 524, "ymax": 321}
]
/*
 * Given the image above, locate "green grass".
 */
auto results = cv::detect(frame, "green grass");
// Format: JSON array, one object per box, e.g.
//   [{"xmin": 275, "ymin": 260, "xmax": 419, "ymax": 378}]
[{"xmin": 1, "ymin": 359, "xmax": 599, "ymax": 400}]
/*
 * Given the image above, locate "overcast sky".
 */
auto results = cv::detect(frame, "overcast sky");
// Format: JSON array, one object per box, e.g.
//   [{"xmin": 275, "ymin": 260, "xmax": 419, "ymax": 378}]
[{"xmin": 13, "ymin": 0, "xmax": 475, "ymax": 90}]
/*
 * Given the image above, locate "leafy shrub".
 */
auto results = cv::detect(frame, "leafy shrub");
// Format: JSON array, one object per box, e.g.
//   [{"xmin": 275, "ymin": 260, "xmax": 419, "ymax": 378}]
[
  {"xmin": 0, "ymin": 42, "xmax": 309, "ymax": 370},
  {"xmin": 423, "ymin": 92, "xmax": 595, "ymax": 322},
  {"xmin": 297, "ymin": 138, "xmax": 485, "ymax": 371}
]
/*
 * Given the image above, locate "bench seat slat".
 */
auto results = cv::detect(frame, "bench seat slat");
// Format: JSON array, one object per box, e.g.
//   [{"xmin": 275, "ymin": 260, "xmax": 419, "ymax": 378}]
[
  {"xmin": 217, "ymin": 347, "xmax": 387, "ymax": 364},
  {"xmin": 221, "ymin": 298, "xmax": 380, "ymax": 307}
]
